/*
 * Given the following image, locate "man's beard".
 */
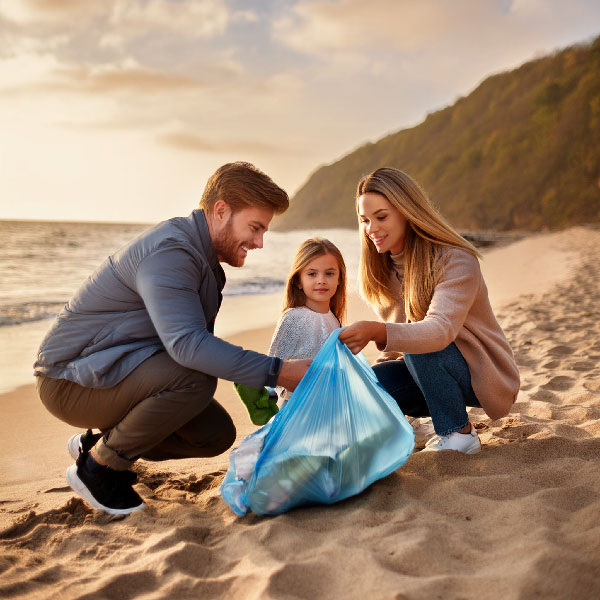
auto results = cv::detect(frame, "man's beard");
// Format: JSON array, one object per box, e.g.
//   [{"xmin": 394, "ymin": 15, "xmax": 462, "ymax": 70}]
[{"xmin": 213, "ymin": 218, "xmax": 247, "ymax": 267}]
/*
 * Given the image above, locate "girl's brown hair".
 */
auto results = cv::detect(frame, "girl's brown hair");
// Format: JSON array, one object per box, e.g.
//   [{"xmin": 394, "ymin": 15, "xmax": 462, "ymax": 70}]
[
  {"xmin": 357, "ymin": 167, "xmax": 480, "ymax": 322},
  {"xmin": 284, "ymin": 238, "xmax": 347, "ymax": 324}
]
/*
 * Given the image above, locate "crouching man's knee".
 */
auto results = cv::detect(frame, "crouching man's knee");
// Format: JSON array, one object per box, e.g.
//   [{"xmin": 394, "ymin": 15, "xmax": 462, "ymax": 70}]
[
  {"xmin": 182, "ymin": 371, "xmax": 218, "ymax": 401},
  {"xmin": 209, "ymin": 410, "xmax": 236, "ymax": 457},
  {"xmin": 181, "ymin": 399, "xmax": 237, "ymax": 458}
]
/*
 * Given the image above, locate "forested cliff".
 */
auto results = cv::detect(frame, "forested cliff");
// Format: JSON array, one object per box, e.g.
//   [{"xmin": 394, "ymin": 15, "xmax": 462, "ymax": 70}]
[{"xmin": 276, "ymin": 36, "xmax": 600, "ymax": 231}]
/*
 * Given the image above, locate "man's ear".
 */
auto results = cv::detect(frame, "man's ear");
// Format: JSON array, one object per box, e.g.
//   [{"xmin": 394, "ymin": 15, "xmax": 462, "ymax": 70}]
[{"xmin": 212, "ymin": 199, "xmax": 232, "ymax": 227}]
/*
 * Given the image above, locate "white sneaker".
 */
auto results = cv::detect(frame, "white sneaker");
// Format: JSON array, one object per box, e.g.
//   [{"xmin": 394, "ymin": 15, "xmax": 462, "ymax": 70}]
[
  {"xmin": 422, "ymin": 426, "xmax": 481, "ymax": 454},
  {"xmin": 406, "ymin": 417, "xmax": 436, "ymax": 450},
  {"xmin": 67, "ymin": 434, "xmax": 81, "ymax": 460},
  {"xmin": 68, "ymin": 429, "xmax": 102, "ymax": 460}
]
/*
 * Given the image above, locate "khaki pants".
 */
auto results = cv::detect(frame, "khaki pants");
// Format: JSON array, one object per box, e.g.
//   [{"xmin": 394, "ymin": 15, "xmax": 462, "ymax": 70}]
[{"xmin": 37, "ymin": 352, "xmax": 236, "ymax": 470}]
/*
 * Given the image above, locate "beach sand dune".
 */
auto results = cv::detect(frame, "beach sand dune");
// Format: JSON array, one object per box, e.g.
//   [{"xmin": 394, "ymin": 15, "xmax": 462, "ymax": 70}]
[{"xmin": 1, "ymin": 227, "xmax": 599, "ymax": 599}]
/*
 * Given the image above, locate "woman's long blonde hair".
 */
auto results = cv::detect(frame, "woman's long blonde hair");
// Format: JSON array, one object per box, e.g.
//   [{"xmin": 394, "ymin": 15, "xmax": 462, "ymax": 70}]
[
  {"xmin": 284, "ymin": 238, "xmax": 347, "ymax": 324},
  {"xmin": 357, "ymin": 167, "xmax": 480, "ymax": 322}
]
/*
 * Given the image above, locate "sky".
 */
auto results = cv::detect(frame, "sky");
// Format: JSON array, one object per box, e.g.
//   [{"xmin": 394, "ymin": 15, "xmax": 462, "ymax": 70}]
[{"xmin": 0, "ymin": 0, "xmax": 599, "ymax": 224}]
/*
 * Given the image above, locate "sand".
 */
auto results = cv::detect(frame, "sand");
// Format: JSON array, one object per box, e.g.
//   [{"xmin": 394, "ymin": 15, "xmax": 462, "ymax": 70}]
[{"xmin": 1, "ymin": 226, "xmax": 599, "ymax": 599}]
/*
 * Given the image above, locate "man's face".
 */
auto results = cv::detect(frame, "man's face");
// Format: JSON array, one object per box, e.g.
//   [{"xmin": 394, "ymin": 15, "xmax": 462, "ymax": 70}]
[{"xmin": 213, "ymin": 204, "xmax": 274, "ymax": 267}]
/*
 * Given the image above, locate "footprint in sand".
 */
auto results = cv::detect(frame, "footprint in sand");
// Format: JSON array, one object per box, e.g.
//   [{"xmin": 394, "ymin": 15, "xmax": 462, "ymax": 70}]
[
  {"xmin": 536, "ymin": 322, "xmax": 560, "ymax": 332},
  {"xmin": 138, "ymin": 469, "xmax": 226, "ymax": 496},
  {"xmin": 513, "ymin": 351, "xmax": 537, "ymax": 368},
  {"xmin": 0, "ymin": 498, "xmax": 94, "ymax": 548},
  {"xmin": 551, "ymin": 404, "xmax": 600, "ymax": 424},
  {"xmin": 541, "ymin": 376, "xmax": 575, "ymax": 392},
  {"xmin": 157, "ymin": 537, "xmax": 234, "ymax": 580},
  {"xmin": 136, "ymin": 470, "xmax": 227, "ymax": 506},
  {"xmin": 0, "ymin": 553, "xmax": 18, "ymax": 576},
  {"xmin": 583, "ymin": 379, "xmax": 600, "ymax": 393},
  {"xmin": 493, "ymin": 421, "xmax": 544, "ymax": 440},
  {"xmin": 545, "ymin": 345, "xmax": 575, "ymax": 357},
  {"xmin": 569, "ymin": 360, "xmax": 596, "ymax": 372},
  {"xmin": 519, "ymin": 382, "xmax": 536, "ymax": 391},
  {"xmin": 541, "ymin": 359, "xmax": 561, "ymax": 369},
  {"xmin": 530, "ymin": 389, "xmax": 561, "ymax": 403}
]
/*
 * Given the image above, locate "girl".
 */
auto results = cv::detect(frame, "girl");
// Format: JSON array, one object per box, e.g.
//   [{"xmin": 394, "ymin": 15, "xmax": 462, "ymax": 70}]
[
  {"xmin": 339, "ymin": 167, "xmax": 520, "ymax": 454},
  {"xmin": 269, "ymin": 237, "xmax": 347, "ymax": 403}
]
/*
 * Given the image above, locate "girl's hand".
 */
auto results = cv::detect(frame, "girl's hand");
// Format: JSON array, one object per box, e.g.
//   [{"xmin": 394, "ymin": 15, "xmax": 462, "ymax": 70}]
[{"xmin": 339, "ymin": 321, "xmax": 387, "ymax": 354}]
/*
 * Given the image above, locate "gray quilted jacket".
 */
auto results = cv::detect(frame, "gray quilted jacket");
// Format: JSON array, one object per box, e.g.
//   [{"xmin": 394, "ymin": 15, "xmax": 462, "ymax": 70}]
[{"xmin": 34, "ymin": 210, "xmax": 281, "ymax": 389}]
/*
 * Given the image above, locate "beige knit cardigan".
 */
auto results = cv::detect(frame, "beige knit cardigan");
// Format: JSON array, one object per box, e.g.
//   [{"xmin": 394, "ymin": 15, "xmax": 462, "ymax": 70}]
[{"xmin": 374, "ymin": 247, "xmax": 520, "ymax": 420}]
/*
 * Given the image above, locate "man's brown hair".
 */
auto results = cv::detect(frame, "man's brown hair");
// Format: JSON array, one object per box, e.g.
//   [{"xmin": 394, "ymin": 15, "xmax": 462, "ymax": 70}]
[{"xmin": 200, "ymin": 162, "xmax": 289, "ymax": 215}]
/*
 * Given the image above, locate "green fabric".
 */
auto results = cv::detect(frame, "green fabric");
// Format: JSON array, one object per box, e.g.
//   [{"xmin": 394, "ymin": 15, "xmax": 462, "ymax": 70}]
[{"xmin": 234, "ymin": 383, "xmax": 279, "ymax": 425}]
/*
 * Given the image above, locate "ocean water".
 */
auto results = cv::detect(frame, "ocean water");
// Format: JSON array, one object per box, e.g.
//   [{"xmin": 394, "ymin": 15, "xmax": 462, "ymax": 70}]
[
  {"xmin": 0, "ymin": 219, "xmax": 361, "ymax": 328},
  {"xmin": 0, "ymin": 219, "xmax": 361, "ymax": 393}
]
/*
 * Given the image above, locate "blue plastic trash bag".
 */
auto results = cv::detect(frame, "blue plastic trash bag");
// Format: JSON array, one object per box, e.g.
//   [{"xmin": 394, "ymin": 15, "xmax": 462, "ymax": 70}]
[{"xmin": 220, "ymin": 330, "xmax": 415, "ymax": 516}]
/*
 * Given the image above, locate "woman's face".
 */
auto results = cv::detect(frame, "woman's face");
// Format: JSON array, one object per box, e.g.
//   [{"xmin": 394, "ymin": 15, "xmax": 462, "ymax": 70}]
[{"xmin": 358, "ymin": 192, "xmax": 408, "ymax": 255}]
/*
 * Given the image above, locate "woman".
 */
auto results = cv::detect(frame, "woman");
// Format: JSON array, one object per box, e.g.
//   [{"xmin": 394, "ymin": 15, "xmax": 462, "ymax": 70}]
[{"xmin": 339, "ymin": 167, "xmax": 520, "ymax": 454}]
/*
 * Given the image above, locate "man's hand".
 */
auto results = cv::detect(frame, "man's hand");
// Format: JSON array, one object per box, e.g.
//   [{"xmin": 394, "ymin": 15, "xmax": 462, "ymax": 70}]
[
  {"xmin": 277, "ymin": 358, "xmax": 312, "ymax": 391},
  {"xmin": 338, "ymin": 321, "xmax": 387, "ymax": 354}
]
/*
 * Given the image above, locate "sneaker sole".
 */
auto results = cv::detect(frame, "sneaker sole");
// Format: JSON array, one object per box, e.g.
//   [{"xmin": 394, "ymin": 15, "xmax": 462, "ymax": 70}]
[
  {"xmin": 414, "ymin": 433, "xmax": 436, "ymax": 451},
  {"xmin": 422, "ymin": 442, "xmax": 482, "ymax": 454},
  {"xmin": 66, "ymin": 465, "xmax": 146, "ymax": 515},
  {"xmin": 67, "ymin": 434, "xmax": 81, "ymax": 460}
]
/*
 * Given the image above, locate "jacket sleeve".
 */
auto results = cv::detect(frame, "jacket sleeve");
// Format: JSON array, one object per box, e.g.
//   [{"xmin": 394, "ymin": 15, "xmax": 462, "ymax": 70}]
[
  {"xmin": 383, "ymin": 250, "xmax": 481, "ymax": 354},
  {"xmin": 135, "ymin": 246, "xmax": 281, "ymax": 387}
]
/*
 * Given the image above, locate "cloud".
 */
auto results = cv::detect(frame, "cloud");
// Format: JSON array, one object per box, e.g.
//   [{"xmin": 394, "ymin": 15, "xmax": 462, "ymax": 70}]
[
  {"xmin": 157, "ymin": 132, "xmax": 288, "ymax": 156},
  {"xmin": 232, "ymin": 9, "xmax": 259, "ymax": 24},
  {"xmin": 0, "ymin": 62, "xmax": 209, "ymax": 97},
  {"xmin": 0, "ymin": 0, "xmax": 104, "ymax": 24},
  {"xmin": 269, "ymin": 0, "xmax": 600, "ymax": 108},
  {"xmin": 0, "ymin": 0, "xmax": 245, "ymax": 105},
  {"xmin": 272, "ymin": 0, "xmax": 468, "ymax": 54},
  {"xmin": 107, "ymin": 0, "xmax": 230, "ymax": 41},
  {"xmin": 0, "ymin": 0, "xmax": 233, "ymax": 74},
  {"xmin": 0, "ymin": 0, "xmax": 229, "ymax": 36},
  {"xmin": 65, "ymin": 64, "xmax": 204, "ymax": 93},
  {"xmin": 273, "ymin": 0, "xmax": 600, "ymax": 61}
]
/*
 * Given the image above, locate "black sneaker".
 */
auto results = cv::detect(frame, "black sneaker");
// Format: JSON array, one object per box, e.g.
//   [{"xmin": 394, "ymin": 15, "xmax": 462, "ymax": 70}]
[
  {"xmin": 66, "ymin": 452, "xmax": 146, "ymax": 515},
  {"xmin": 68, "ymin": 429, "xmax": 102, "ymax": 460}
]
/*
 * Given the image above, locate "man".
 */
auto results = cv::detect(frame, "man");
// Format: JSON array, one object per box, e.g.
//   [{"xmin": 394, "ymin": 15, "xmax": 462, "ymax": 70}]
[{"xmin": 35, "ymin": 162, "xmax": 309, "ymax": 515}]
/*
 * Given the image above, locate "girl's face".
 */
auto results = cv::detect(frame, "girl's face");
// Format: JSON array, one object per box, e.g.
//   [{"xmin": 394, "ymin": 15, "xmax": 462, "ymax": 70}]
[
  {"xmin": 298, "ymin": 253, "xmax": 340, "ymax": 313},
  {"xmin": 358, "ymin": 192, "xmax": 408, "ymax": 254}
]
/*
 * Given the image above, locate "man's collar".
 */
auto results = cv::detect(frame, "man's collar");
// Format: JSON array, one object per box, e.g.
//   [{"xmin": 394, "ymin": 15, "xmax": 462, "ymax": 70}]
[{"xmin": 190, "ymin": 209, "xmax": 220, "ymax": 271}]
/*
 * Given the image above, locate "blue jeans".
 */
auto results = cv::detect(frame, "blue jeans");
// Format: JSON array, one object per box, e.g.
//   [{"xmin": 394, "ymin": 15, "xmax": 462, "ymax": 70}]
[{"xmin": 372, "ymin": 343, "xmax": 480, "ymax": 436}]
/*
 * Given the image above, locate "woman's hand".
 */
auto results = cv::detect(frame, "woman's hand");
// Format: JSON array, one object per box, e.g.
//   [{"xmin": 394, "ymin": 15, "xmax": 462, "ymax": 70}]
[{"xmin": 339, "ymin": 321, "xmax": 387, "ymax": 354}]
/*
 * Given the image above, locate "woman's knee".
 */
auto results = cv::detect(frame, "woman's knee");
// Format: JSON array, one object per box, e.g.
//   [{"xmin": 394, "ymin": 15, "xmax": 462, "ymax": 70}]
[
  {"xmin": 372, "ymin": 360, "xmax": 415, "ymax": 394},
  {"xmin": 404, "ymin": 343, "xmax": 463, "ymax": 371}
]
